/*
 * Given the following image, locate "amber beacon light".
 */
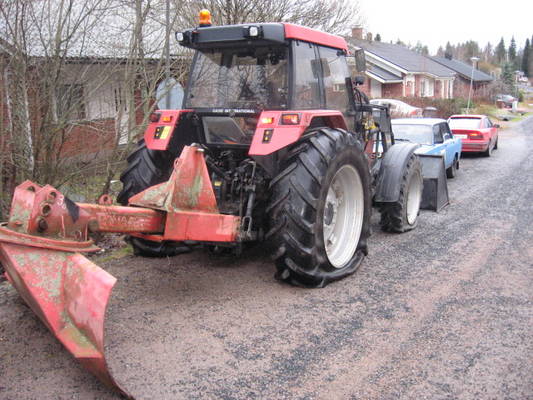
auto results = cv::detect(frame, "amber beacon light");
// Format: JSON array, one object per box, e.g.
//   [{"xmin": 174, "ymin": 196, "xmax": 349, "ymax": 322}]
[{"xmin": 199, "ymin": 9, "xmax": 212, "ymax": 27}]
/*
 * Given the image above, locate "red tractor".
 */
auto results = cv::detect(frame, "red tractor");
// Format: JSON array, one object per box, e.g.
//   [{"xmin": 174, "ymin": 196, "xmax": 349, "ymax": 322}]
[{"xmin": 0, "ymin": 14, "xmax": 427, "ymax": 396}]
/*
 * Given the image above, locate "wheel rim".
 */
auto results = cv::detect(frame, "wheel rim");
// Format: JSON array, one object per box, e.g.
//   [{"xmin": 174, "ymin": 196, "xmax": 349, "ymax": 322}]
[
  {"xmin": 406, "ymin": 172, "xmax": 422, "ymax": 225},
  {"xmin": 323, "ymin": 164, "xmax": 364, "ymax": 268}
]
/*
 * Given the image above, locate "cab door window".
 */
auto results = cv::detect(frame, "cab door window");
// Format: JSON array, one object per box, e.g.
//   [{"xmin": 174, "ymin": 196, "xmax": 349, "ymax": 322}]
[
  {"xmin": 292, "ymin": 41, "xmax": 321, "ymax": 109},
  {"xmin": 317, "ymin": 46, "xmax": 350, "ymax": 113}
]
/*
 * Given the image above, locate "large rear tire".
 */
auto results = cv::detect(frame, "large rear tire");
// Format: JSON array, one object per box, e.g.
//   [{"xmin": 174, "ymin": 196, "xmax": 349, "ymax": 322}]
[
  {"xmin": 117, "ymin": 139, "xmax": 190, "ymax": 257},
  {"xmin": 379, "ymin": 154, "xmax": 423, "ymax": 233},
  {"xmin": 267, "ymin": 128, "xmax": 372, "ymax": 288}
]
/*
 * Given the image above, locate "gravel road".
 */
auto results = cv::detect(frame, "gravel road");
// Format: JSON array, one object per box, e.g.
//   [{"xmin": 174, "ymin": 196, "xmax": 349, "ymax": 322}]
[{"xmin": 1, "ymin": 117, "xmax": 532, "ymax": 400}]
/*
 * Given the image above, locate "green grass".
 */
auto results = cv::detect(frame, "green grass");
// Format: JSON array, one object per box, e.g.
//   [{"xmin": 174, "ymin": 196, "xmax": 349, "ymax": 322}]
[{"xmin": 91, "ymin": 244, "xmax": 133, "ymax": 264}]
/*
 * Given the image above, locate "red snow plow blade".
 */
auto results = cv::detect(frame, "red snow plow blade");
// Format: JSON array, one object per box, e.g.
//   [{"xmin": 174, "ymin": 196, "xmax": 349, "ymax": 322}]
[
  {"xmin": 0, "ymin": 145, "xmax": 240, "ymax": 397},
  {"xmin": 0, "ymin": 242, "xmax": 125, "ymax": 394}
]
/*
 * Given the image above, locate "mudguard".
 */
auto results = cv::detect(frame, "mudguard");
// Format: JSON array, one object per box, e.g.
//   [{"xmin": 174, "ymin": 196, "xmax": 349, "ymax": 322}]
[
  {"xmin": 374, "ymin": 142, "xmax": 420, "ymax": 203},
  {"xmin": 248, "ymin": 110, "xmax": 347, "ymax": 156}
]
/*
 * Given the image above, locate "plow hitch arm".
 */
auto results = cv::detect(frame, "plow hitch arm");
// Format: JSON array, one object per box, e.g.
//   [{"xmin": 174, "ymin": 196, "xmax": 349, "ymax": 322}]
[{"xmin": 0, "ymin": 145, "xmax": 241, "ymax": 397}]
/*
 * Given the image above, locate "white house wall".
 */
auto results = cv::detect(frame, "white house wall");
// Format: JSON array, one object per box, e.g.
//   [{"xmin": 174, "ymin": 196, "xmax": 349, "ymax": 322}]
[{"xmin": 370, "ymin": 79, "xmax": 382, "ymax": 98}]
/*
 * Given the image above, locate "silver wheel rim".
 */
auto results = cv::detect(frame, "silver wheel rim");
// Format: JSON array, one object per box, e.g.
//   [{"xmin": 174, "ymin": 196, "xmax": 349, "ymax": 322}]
[
  {"xmin": 323, "ymin": 164, "xmax": 364, "ymax": 268},
  {"xmin": 406, "ymin": 172, "xmax": 422, "ymax": 225}
]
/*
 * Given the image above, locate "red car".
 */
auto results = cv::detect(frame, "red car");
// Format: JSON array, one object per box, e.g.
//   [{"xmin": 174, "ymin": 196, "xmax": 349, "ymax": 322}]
[{"xmin": 448, "ymin": 114, "xmax": 499, "ymax": 156}]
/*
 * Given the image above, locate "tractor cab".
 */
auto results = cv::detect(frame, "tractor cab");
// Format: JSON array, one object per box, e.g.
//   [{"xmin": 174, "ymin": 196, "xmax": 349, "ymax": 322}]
[{"xmin": 175, "ymin": 20, "xmax": 357, "ymax": 148}]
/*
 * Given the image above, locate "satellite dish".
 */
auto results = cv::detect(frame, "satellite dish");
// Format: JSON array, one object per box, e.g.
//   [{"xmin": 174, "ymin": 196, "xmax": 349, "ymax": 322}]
[{"xmin": 156, "ymin": 78, "xmax": 184, "ymax": 109}]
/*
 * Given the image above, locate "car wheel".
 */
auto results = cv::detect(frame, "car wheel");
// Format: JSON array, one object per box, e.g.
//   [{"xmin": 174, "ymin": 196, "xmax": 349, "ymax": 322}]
[
  {"xmin": 446, "ymin": 156, "xmax": 458, "ymax": 179},
  {"xmin": 483, "ymin": 143, "xmax": 492, "ymax": 157},
  {"xmin": 494, "ymin": 138, "xmax": 498, "ymax": 150}
]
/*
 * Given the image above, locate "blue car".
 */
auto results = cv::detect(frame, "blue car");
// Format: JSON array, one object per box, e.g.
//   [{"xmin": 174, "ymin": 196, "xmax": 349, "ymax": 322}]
[{"xmin": 391, "ymin": 118, "xmax": 462, "ymax": 178}]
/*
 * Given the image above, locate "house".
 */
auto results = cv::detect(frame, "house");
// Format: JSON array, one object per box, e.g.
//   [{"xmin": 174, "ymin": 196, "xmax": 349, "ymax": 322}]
[
  {"xmin": 0, "ymin": 3, "xmax": 189, "ymax": 164},
  {"xmin": 432, "ymin": 56, "xmax": 493, "ymax": 98},
  {"xmin": 346, "ymin": 29, "xmax": 456, "ymax": 99}
]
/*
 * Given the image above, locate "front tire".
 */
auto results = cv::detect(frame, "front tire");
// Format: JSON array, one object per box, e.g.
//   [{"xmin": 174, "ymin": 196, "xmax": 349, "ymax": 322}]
[
  {"xmin": 117, "ymin": 139, "xmax": 190, "ymax": 257},
  {"xmin": 267, "ymin": 128, "xmax": 371, "ymax": 288},
  {"xmin": 379, "ymin": 154, "xmax": 423, "ymax": 233}
]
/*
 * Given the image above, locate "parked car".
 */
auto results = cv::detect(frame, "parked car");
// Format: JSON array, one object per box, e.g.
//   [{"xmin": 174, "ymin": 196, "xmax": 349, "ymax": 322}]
[
  {"xmin": 370, "ymin": 99, "xmax": 423, "ymax": 118},
  {"xmin": 391, "ymin": 118, "xmax": 462, "ymax": 178},
  {"xmin": 447, "ymin": 114, "xmax": 499, "ymax": 157},
  {"xmin": 494, "ymin": 94, "xmax": 516, "ymax": 108}
]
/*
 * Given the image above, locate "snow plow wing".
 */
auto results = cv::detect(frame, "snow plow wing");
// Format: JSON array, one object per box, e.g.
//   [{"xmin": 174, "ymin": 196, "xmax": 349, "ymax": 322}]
[{"xmin": 418, "ymin": 154, "xmax": 450, "ymax": 212}]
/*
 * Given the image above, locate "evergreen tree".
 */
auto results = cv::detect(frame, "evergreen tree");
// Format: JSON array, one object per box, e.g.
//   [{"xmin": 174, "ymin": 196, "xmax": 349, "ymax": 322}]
[
  {"xmin": 463, "ymin": 40, "xmax": 480, "ymax": 61},
  {"xmin": 501, "ymin": 62, "xmax": 515, "ymax": 88},
  {"xmin": 437, "ymin": 46, "xmax": 444, "ymax": 57},
  {"xmin": 509, "ymin": 36, "xmax": 517, "ymax": 67},
  {"xmin": 523, "ymin": 39, "xmax": 531, "ymax": 77},
  {"xmin": 375, "ymin": 33, "xmax": 381, "ymax": 42},
  {"xmin": 495, "ymin": 37, "xmax": 506, "ymax": 63},
  {"xmin": 444, "ymin": 41, "xmax": 453, "ymax": 59}
]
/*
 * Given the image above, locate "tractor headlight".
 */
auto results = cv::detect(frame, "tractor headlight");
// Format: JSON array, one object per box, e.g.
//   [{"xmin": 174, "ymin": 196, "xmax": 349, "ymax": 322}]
[
  {"xmin": 248, "ymin": 26, "xmax": 259, "ymax": 37},
  {"xmin": 175, "ymin": 32, "xmax": 184, "ymax": 42},
  {"xmin": 244, "ymin": 25, "xmax": 261, "ymax": 38}
]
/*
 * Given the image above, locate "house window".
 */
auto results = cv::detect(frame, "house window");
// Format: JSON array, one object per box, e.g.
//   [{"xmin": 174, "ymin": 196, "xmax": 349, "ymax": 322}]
[
  {"xmin": 57, "ymin": 84, "xmax": 85, "ymax": 120},
  {"xmin": 333, "ymin": 83, "xmax": 345, "ymax": 92},
  {"xmin": 420, "ymin": 80, "xmax": 426, "ymax": 97}
]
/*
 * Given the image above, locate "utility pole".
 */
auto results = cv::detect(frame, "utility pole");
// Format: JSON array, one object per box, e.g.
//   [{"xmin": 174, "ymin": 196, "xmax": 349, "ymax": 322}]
[{"xmin": 466, "ymin": 57, "xmax": 479, "ymax": 114}]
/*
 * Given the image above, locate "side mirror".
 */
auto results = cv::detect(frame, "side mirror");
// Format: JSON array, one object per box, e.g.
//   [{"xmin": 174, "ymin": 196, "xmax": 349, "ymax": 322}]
[
  {"xmin": 354, "ymin": 48, "xmax": 366, "ymax": 73},
  {"xmin": 354, "ymin": 75, "xmax": 365, "ymax": 86}
]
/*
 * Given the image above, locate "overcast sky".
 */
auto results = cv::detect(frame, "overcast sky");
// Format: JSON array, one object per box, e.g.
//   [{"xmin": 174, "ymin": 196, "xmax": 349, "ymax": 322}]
[{"xmin": 358, "ymin": 0, "xmax": 533, "ymax": 54}]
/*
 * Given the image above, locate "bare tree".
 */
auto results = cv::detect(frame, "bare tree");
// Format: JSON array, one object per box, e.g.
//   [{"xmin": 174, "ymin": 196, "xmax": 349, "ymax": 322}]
[{"xmin": 174, "ymin": 0, "xmax": 363, "ymax": 34}]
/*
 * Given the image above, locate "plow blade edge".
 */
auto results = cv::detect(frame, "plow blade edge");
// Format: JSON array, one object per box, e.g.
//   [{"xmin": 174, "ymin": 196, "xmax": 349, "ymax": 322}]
[{"xmin": 0, "ymin": 242, "xmax": 129, "ymax": 397}]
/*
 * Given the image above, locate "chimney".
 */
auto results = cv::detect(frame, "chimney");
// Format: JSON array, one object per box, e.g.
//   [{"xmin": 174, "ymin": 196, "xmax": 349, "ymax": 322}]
[
  {"xmin": 366, "ymin": 32, "xmax": 373, "ymax": 41},
  {"xmin": 352, "ymin": 27, "xmax": 363, "ymax": 40}
]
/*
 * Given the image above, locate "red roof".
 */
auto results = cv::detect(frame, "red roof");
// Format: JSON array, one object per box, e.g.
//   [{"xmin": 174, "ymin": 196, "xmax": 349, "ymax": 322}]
[{"xmin": 283, "ymin": 23, "xmax": 347, "ymax": 52}]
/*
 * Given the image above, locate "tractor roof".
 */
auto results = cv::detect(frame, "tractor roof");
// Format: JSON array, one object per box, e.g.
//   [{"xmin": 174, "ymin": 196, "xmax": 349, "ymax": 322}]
[{"xmin": 178, "ymin": 22, "xmax": 347, "ymax": 52}]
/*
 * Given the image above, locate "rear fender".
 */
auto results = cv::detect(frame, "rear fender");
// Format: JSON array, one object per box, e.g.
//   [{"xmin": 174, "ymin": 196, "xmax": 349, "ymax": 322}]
[
  {"xmin": 248, "ymin": 110, "xmax": 347, "ymax": 156},
  {"xmin": 144, "ymin": 110, "xmax": 191, "ymax": 151},
  {"xmin": 374, "ymin": 142, "xmax": 420, "ymax": 203}
]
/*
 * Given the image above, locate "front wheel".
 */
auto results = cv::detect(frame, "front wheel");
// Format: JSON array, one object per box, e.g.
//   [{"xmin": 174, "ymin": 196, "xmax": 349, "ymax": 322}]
[
  {"xmin": 379, "ymin": 154, "xmax": 423, "ymax": 233},
  {"xmin": 267, "ymin": 128, "xmax": 372, "ymax": 288}
]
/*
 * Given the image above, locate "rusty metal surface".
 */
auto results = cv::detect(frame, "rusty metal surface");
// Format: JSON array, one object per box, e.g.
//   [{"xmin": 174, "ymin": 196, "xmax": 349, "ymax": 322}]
[
  {"xmin": 130, "ymin": 145, "xmax": 240, "ymax": 242},
  {"xmin": 0, "ymin": 242, "xmax": 130, "ymax": 397},
  {"xmin": 0, "ymin": 223, "xmax": 99, "ymax": 252},
  {"xmin": 79, "ymin": 203, "xmax": 165, "ymax": 233}
]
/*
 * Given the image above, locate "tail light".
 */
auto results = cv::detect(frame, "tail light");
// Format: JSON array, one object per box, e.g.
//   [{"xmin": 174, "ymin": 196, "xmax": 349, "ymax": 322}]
[
  {"xmin": 468, "ymin": 132, "xmax": 484, "ymax": 140},
  {"xmin": 281, "ymin": 113, "xmax": 300, "ymax": 125}
]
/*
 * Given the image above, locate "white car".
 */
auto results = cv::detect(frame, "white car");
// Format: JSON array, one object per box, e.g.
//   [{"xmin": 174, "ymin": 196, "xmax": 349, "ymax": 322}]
[{"xmin": 370, "ymin": 99, "xmax": 423, "ymax": 118}]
